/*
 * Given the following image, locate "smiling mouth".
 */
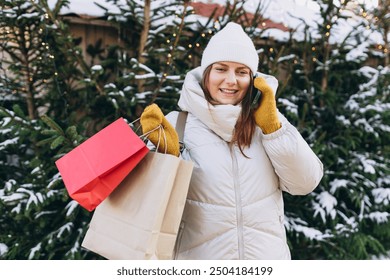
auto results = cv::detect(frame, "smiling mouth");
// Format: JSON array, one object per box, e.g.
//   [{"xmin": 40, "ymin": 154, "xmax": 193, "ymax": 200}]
[{"xmin": 220, "ymin": 88, "xmax": 238, "ymax": 94}]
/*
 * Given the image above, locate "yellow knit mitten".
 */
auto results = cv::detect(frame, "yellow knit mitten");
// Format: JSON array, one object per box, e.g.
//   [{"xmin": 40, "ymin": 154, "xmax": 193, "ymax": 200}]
[
  {"xmin": 140, "ymin": 103, "xmax": 180, "ymax": 156},
  {"xmin": 253, "ymin": 77, "xmax": 281, "ymax": 134}
]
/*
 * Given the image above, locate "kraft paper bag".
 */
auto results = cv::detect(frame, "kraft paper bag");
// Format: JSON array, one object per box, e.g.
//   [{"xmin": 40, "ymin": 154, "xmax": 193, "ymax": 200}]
[
  {"xmin": 55, "ymin": 118, "xmax": 149, "ymax": 211},
  {"xmin": 81, "ymin": 152, "xmax": 193, "ymax": 259}
]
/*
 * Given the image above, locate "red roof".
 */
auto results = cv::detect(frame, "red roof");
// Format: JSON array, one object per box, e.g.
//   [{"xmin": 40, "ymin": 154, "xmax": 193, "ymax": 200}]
[{"xmin": 190, "ymin": 2, "xmax": 290, "ymax": 32}]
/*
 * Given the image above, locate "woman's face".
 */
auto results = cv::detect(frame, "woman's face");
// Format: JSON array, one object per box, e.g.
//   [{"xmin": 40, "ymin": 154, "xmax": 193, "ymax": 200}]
[{"xmin": 206, "ymin": 61, "xmax": 251, "ymax": 105}]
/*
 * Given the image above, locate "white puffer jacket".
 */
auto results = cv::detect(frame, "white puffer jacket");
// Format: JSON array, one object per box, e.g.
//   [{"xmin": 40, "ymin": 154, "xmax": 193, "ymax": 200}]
[{"xmin": 166, "ymin": 68, "xmax": 323, "ymax": 260}]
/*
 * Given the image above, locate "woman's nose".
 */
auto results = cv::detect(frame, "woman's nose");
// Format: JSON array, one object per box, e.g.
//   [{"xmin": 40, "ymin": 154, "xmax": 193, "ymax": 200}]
[{"xmin": 225, "ymin": 71, "xmax": 237, "ymax": 84}]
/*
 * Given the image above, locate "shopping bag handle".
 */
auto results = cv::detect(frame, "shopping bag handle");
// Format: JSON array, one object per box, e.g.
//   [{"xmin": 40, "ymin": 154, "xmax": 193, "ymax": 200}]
[{"xmin": 176, "ymin": 111, "xmax": 188, "ymax": 153}]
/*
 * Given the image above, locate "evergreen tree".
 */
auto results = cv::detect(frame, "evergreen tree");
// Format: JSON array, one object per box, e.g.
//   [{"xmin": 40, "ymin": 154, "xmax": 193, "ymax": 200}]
[
  {"xmin": 0, "ymin": 0, "xmax": 101, "ymax": 259},
  {"xmin": 275, "ymin": 0, "xmax": 390, "ymax": 259},
  {"xmin": 0, "ymin": 0, "xmax": 200, "ymax": 259}
]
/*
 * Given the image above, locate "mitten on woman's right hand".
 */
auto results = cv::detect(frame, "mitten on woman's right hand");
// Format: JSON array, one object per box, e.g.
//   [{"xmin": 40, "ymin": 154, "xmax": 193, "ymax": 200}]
[
  {"xmin": 140, "ymin": 104, "xmax": 180, "ymax": 156},
  {"xmin": 253, "ymin": 77, "xmax": 281, "ymax": 134}
]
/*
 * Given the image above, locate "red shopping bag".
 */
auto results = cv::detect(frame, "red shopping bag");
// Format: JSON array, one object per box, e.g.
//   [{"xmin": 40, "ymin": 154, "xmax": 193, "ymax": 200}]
[{"xmin": 55, "ymin": 118, "xmax": 149, "ymax": 211}]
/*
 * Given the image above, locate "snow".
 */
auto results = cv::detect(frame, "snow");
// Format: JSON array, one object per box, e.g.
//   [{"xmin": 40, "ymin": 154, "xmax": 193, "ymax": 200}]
[
  {"xmin": 329, "ymin": 178, "xmax": 349, "ymax": 193},
  {"xmin": 372, "ymin": 188, "xmax": 390, "ymax": 205},
  {"xmin": 0, "ymin": 243, "xmax": 9, "ymax": 257},
  {"xmin": 65, "ymin": 201, "xmax": 79, "ymax": 217},
  {"xmin": 56, "ymin": 222, "xmax": 73, "ymax": 238},
  {"xmin": 368, "ymin": 211, "xmax": 389, "ymax": 224},
  {"xmin": 313, "ymin": 191, "xmax": 338, "ymax": 222},
  {"xmin": 293, "ymin": 225, "xmax": 326, "ymax": 240},
  {"xmin": 91, "ymin": 65, "xmax": 103, "ymax": 71},
  {"xmin": 0, "ymin": 137, "xmax": 18, "ymax": 151},
  {"xmin": 28, "ymin": 243, "xmax": 41, "ymax": 259},
  {"xmin": 47, "ymin": 0, "xmax": 121, "ymax": 17},
  {"xmin": 346, "ymin": 42, "xmax": 370, "ymax": 62}
]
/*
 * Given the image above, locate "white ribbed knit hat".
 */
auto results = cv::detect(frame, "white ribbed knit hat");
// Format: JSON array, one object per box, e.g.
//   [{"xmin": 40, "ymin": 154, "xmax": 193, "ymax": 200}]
[{"xmin": 201, "ymin": 22, "xmax": 259, "ymax": 74}]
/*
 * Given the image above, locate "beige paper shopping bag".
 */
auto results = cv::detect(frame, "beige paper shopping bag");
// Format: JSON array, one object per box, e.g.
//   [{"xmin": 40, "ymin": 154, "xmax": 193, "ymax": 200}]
[{"xmin": 81, "ymin": 152, "xmax": 193, "ymax": 259}]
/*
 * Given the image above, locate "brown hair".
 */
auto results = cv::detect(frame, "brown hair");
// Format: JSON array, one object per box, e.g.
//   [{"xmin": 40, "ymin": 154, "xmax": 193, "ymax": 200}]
[{"xmin": 201, "ymin": 65, "xmax": 257, "ymax": 156}]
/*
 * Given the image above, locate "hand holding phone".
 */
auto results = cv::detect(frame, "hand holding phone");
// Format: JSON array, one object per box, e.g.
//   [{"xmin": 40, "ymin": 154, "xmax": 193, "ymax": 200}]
[{"xmin": 252, "ymin": 75, "xmax": 281, "ymax": 134}]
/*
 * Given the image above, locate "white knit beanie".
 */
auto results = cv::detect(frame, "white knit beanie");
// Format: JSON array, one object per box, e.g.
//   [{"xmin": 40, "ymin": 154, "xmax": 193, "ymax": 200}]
[{"xmin": 201, "ymin": 22, "xmax": 259, "ymax": 75}]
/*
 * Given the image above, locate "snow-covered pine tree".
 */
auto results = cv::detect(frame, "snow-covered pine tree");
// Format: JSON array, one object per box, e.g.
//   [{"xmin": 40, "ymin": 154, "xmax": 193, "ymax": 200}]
[
  {"xmin": 0, "ymin": 0, "xmax": 205, "ymax": 259},
  {"xmin": 91, "ymin": 0, "xmax": 198, "ymax": 116},
  {"xmin": 275, "ymin": 0, "xmax": 390, "ymax": 259},
  {"xmin": 0, "ymin": 0, "xmax": 102, "ymax": 259}
]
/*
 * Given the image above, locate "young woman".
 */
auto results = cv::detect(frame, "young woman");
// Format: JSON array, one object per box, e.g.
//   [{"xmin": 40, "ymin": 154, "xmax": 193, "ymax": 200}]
[{"xmin": 142, "ymin": 22, "xmax": 323, "ymax": 259}]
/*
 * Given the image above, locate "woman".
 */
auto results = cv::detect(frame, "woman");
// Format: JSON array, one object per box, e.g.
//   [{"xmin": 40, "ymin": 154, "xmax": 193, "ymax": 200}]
[{"xmin": 142, "ymin": 22, "xmax": 323, "ymax": 259}]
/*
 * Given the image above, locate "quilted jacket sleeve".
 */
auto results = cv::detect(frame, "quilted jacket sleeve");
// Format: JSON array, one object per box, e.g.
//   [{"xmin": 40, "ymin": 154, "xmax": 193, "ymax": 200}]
[{"xmin": 261, "ymin": 112, "xmax": 324, "ymax": 195}]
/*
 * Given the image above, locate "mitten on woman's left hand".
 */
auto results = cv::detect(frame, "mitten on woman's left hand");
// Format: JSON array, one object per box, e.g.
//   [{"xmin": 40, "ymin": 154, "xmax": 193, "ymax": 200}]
[
  {"xmin": 140, "ymin": 103, "xmax": 180, "ymax": 156},
  {"xmin": 253, "ymin": 77, "xmax": 281, "ymax": 134}
]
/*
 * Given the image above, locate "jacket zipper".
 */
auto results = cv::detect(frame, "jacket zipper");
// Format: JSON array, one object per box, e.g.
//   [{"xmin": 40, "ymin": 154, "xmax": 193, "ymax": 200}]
[{"xmin": 231, "ymin": 147, "xmax": 244, "ymax": 259}]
